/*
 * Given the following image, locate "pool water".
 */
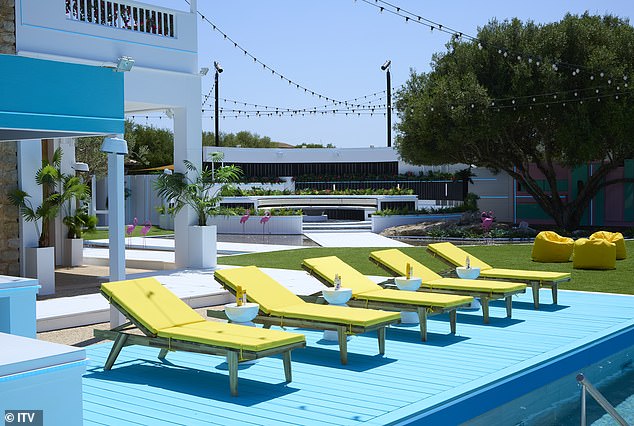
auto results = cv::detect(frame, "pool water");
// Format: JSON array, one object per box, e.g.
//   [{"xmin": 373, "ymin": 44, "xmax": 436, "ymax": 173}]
[{"xmin": 464, "ymin": 345, "xmax": 634, "ymax": 426}]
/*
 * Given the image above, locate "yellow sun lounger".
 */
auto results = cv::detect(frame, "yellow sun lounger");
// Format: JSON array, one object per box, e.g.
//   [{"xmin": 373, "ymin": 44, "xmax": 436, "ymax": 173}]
[
  {"xmin": 301, "ymin": 256, "xmax": 473, "ymax": 341},
  {"xmin": 212, "ymin": 266, "xmax": 401, "ymax": 365},
  {"xmin": 427, "ymin": 242, "xmax": 572, "ymax": 308},
  {"xmin": 369, "ymin": 249, "xmax": 526, "ymax": 323},
  {"xmin": 94, "ymin": 277, "xmax": 305, "ymax": 396}
]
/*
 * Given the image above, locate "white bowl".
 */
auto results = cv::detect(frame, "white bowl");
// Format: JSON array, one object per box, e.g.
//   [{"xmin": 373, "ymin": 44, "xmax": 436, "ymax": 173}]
[
  {"xmin": 456, "ymin": 267, "xmax": 480, "ymax": 280},
  {"xmin": 224, "ymin": 302, "xmax": 259, "ymax": 323},
  {"xmin": 394, "ymin": 277, "xmax": 422, "ymax": 291},
  {"xmin": 322, "ymin": 288, "xmax": 352, "ymax": 305}
]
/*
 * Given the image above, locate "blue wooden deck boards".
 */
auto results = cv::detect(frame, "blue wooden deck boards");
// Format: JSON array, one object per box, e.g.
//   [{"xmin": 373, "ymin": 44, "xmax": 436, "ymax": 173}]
[{"xmin": 82, "ymin": 289, "xmax": 634, "ymax": 425}]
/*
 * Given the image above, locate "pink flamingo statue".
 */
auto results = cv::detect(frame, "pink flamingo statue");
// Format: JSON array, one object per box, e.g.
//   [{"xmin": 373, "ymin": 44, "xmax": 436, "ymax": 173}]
[
  {"xmin": 240, "ymin": 210, "xmax": 250, "ymax": 233},
  {"xmin": 126, "ymin": 217, "xmax": 138, "ymax": 248},
  {"xmin": 140, "ymin": 220, "xmax": 151, "ymax": 248},
  {"xmin": 260, "ymin": 210, "xmax": 271, "ymax": 235}
]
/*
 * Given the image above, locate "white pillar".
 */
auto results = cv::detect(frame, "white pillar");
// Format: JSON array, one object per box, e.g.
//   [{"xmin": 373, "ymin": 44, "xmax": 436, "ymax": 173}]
[
  {"xmin": 101, "ymin": 137, "xmax": 128, "ymax": 327},
  {"xmin": 16, "ymin": 140, "xmax": 43, "ymax": 277},
  {"xmin": 173, "ymin": 106, "xmax": 202, "ymax": 268}
]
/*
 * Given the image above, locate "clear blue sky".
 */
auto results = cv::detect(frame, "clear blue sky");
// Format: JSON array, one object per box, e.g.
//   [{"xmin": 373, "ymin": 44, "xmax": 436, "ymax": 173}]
[{"xmin": 139, "ymin": 1, "xmax": 633, "ymax": 148}]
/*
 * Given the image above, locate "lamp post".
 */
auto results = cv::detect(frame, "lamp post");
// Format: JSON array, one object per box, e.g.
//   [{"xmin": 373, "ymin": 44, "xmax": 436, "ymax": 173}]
[
  {"xmin": 214, "ymin": 61, "xmax": 223, "ymax": 147},
  {"xmin": 381, "ymin": 60, "xmax": 392, "ymax": 148}
]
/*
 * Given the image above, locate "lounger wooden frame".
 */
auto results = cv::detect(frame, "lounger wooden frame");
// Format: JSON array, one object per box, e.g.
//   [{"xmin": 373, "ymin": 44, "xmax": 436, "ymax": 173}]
[
  {"xmin": 368, "ymin": 256, "xmax": 524, "ymax": 324},
  {"xmin": 95, "ymin": 290, "xmax": 305, "ymax": 396},
  {"xmin": 426, "ymin": 246, "xmax": 570, "ymax": 308},
  {"xmin": 301, "ymin": 265, "xmax": 464, "ymax": 342},
  {"xmin": 212, "ymin": 275, "xmax": 394, "ymax": 365}
]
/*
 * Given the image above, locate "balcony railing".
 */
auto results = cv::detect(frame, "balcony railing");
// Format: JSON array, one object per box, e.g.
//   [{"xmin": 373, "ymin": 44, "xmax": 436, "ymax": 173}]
[{"xmin": 64, "ymin": 0, "xmax": 175, "ymax": 38}]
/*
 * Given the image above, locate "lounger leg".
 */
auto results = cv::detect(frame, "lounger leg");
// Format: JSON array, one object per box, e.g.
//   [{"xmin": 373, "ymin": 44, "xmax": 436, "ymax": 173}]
[
  {"xmin": 283, "ymin": 351, "xmax": 292, "ymax": 383},
  {"xmin": 551, "ymin": 284, "xmax": 558, "ymax": 304},
  {"xmin": 377, "ymin": 327, "xmax": 386, "ymax": 355},
  {"xmin": 337, "ymin": 326, "xmax": 348, "ymax": 365},
  {"xmin": 104, "ymin": 333, "xmax": 128, "ymax": 371},
  {"xmin": 227, "ymin": 351, "xmax": 239, "ymax": 397},
  {"xmin": 505, "ymin": 296, "xmax": 513, "ymax": 318},
  {"xmin": 532, "ymin": 282, "xmax": 540, "ymax": 309},
  {"xmin": 417, "ymin": 308, "xmax": 427, "ymax": 342},
  {"xmin": 158, "ymin": 348, "xmax": 169, "ymax": 360},
  {"xmin": 481, "ymin": 298, "xmax": 490, "ymax": 324},
  {"xmin": 449, "ymin": 310, "xmax": 457, "ymax": 334}
]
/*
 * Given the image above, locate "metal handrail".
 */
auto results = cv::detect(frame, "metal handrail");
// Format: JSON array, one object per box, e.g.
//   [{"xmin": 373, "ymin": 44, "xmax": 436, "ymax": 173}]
[{"xmin": 577, "ymin": 373, "xmax": 629, "ymax": 426}]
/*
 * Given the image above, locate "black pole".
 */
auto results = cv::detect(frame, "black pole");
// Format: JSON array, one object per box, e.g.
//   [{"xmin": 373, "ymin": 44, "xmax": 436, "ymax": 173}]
[
  {"xmin": 386, "ymin": 69, "xmax": 392, "ymax": 148},
  {"xmin": 214, "ymin": 70, "xmax": 220, "ymax": 147}
]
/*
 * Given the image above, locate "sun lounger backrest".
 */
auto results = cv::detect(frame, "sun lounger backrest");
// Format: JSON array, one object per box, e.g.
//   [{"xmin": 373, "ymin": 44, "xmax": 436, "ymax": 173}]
[
  {"xmin": 370, "ymin": 249, "xmax": 442, "ymax": 281},
  {"xmin": 427, "ymin": 242, "xmax": 493, "ymax": 270},
  {"xmin": 302, "ymin": 256, "xmax": 381, "ymax": 295},
  {"xmin": 101, "ymin": 278, "xmax": 205, "ymax": 334},
  {"xmin": 214, "ymin": 266, "xmax": 304, "ymax": 314}
]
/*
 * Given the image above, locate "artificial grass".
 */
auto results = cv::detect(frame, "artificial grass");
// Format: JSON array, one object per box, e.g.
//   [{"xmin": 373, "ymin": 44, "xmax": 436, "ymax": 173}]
[
  {"xmin": 218, "ymin": 242, "xmax": 634, "ymax": 296},
  {"xmin": 83, "ymin": 226, "xmax": 173, "ymax": 240}
]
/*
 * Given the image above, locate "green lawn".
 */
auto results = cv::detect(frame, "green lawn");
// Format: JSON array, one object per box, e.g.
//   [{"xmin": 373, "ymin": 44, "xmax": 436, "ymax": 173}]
[
  {"xmin": 83, "ymin": 226, "xmax": 173, "ymax": 240},
  {"xmin": 218, "ymin": 241, "xmax": 634, "ymax": 295}
]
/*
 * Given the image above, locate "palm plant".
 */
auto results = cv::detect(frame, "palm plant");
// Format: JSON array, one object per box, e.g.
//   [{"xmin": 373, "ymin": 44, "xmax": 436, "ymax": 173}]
[
  {"xmin": 9, "ymin": 148, "xmax": 92, "ymax": 247},
  {"xmin": 154, "ymin": 160, "xmax": 242, "ymax": 226}
]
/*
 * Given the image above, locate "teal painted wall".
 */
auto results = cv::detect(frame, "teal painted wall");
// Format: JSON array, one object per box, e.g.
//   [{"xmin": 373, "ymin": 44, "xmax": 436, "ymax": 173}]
[
  {"xmin": 571, "ymin": 165, "xmax": 589, "ymax": 226},
  {"xmin": 0, "ymin": 54, "xmax": 124, "ymax": 134},
  {"xmin": 516, "ymin": 203, "xmax": 551, "ymax": 220}
]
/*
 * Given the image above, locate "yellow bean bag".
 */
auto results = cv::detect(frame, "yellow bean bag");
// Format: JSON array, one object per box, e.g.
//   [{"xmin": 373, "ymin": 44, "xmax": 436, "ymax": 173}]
[
  {"xmin": 589, "ymin": 231, "xmax": 627, "ymax": 260},
  {"xmin": 572, "ymin": 238, "xmax": 616, "ymax": 270},
  {"xmin": 531, "ymin": 231, "xmax": 574, "ymax": 263}
]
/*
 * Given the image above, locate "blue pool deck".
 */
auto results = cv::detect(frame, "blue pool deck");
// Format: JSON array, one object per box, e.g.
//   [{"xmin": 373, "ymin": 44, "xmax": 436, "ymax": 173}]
[{"xmin": 82, "ymin": 288, "xmax": 634, "ymax": 425}]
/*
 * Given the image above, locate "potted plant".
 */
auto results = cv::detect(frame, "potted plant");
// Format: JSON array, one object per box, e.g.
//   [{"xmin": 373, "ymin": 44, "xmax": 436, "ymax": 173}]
[
  {"xmin": 62, "ymin": 202, "xmax": 97, "ymax": 266},
  {"xmin": 8, "ymin": 148, "xmax": 86, "ymax": 294},
  {"xmin": 154, "ymin": 160, "xmax": 242, "ymax": 268}
]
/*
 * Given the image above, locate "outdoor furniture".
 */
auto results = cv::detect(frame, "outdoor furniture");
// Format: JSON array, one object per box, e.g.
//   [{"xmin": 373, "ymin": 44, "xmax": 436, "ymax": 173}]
[
  {"xmin": 369, "ymin": 249, "xmax": 526, "ymax": 323},
  {"xmin": 573, "ymin": 238, "xmax": 616, "ymax": 270},
  {"xmin": 427, "ymin": 242, "xmax": 571, "ymax": 309},
  {"xmin": 531, "ymin": 231, "xmax": 574, "ymax": 263},
  {"xmin": 212, "ymin": 266, "xmax": 401, "ymax": 365},
  {"xmin": 590, "ymin": 231, "xmax": 627, "ymax": 260},
  {"xmin": 301, "ymin": 256, "xmax": 473, "ymax": 341},
  {"xmin": 94, "ymin": 277, "xmax": 305, "ymax": 397}
]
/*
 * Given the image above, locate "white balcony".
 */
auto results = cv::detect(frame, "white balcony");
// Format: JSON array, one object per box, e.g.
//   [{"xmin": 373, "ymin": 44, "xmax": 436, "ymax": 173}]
[{"xmin": 15, "ymin": 0, "xmax": 198, "ymax": 74}]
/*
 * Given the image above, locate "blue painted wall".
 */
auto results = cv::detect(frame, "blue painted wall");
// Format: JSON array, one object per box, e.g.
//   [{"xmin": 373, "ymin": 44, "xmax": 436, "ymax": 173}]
[{"xmin": 0, "ymin": 54, "xmax": 124, "ymax": 135}]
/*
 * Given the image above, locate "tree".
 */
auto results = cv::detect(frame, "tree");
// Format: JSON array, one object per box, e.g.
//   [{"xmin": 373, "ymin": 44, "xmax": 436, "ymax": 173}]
[
  {"xmin": 395, "ymin": 13, "xmax": 634, "ymax": 229},
  {"xmin": 203, "ymin": 130, "xmax": 276, "ymax": 147}
]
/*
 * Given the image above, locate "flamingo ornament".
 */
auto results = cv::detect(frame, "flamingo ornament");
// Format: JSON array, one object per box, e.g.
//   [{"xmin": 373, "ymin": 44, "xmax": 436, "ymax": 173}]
[
  {"xmin": 140, "ymin": 220, "xmax": 151, "ymax": 248},
  {"xmin": 260, "ymin": 210, "xmax": 271, "ymax": 235},
  {"xmin": 240, "ymin": 210, "xmax": 250, "ymax": 233},
  {"xmin": 126, "ymin": 217, "xmax": 138, "ymax": 247}
]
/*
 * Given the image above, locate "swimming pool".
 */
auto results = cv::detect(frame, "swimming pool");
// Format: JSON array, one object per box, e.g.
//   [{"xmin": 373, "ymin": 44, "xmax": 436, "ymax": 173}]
[{"xmin": 464, "ymin": 343, "xmax": 634, "ymax": 425}]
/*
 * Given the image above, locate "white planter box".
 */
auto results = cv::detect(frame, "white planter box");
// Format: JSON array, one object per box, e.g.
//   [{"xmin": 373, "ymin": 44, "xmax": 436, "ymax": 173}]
[
  {"xmin": 158, "ymin": 214, "xmax": 174, "ymax": 230},
  {"xmin": 371, "ymin": 213, "xmax": 462, "ymax": 233},
  {"xmin": 25, "ymin": 247, "xmax": 55, "ymax": 295},
  {"xmin": 207, "ymin": 215, "xmax": 303, "ymax": 235},
  {"xmin": 188, "ymin": 225, "xmax": 217, "ymax": 269},
  {"xmin": 64, "ymin": 239, "xmax": 84, "ymax": 267}
]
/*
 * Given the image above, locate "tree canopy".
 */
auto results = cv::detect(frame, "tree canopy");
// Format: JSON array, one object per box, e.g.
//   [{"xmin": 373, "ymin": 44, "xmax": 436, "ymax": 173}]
[
  {"xmin": 203, "ymin": 130, "xmax": 276, "ymax": 148},
  {"xmin": 395, "ymin": 13, "xmax": 634, "ymax": 229}
]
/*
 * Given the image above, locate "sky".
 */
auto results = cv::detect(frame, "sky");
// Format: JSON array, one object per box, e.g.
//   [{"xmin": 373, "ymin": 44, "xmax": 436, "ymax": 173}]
[{"xmin": 135, "ymin": 0, "xmax": 633, "ymax": 148}]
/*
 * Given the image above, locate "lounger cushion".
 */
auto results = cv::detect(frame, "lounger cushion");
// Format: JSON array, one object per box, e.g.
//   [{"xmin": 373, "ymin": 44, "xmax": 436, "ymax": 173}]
[
  {"xmin": 590, "ymin": 231, "xmax": 627, "ymax": 260},
  {"xmin": 531, "ymin": 231, "xmax": 574, "ymax": 263},
  {"xmin": 303, "ymin": 256, "xmax": 382, "ymax": 295},
  {"xmin": 427, "ymin": 242, "xmax": 493, "ymax": 270},
  {"xmin": 422, "ymin": 278, "xmax": 526, "ymax": 294},
  {"xmin": 158, "ymin": 321, "xmax": 305, "ymax": 352},
  {"xmin": 479, "ymin": 268, "xmax": 571, "ymax": 282},
  {"xmin": 215, "ymin": 266, "xmax": 305, "ymax": 314},
  {"xmin": 353, "ymin": 288, "xmax": 473, "ymax": 309},
  {"xmin": 270, "ymin": 304, "xmax": 401, "ymax": 327},
  {"xmin": 370, "ymin": 249, "xmax": 442, "ymax": 280},
  {"xmin": 102, "ymin": 278, "xmax": 205, "ymax": 334},
  {"xmin": 573, "ymin": 238, "xmax": 616, "ymax": 270}
]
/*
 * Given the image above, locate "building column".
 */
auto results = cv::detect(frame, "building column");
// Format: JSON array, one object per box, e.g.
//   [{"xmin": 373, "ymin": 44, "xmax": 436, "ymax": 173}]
[
  {"xmin": 173, "ymin": 106, "xmax": 202, "ymax": 268},
  {"xmin": 16, "ymin": 140, "xmax": 43, "ymax": 277}
]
